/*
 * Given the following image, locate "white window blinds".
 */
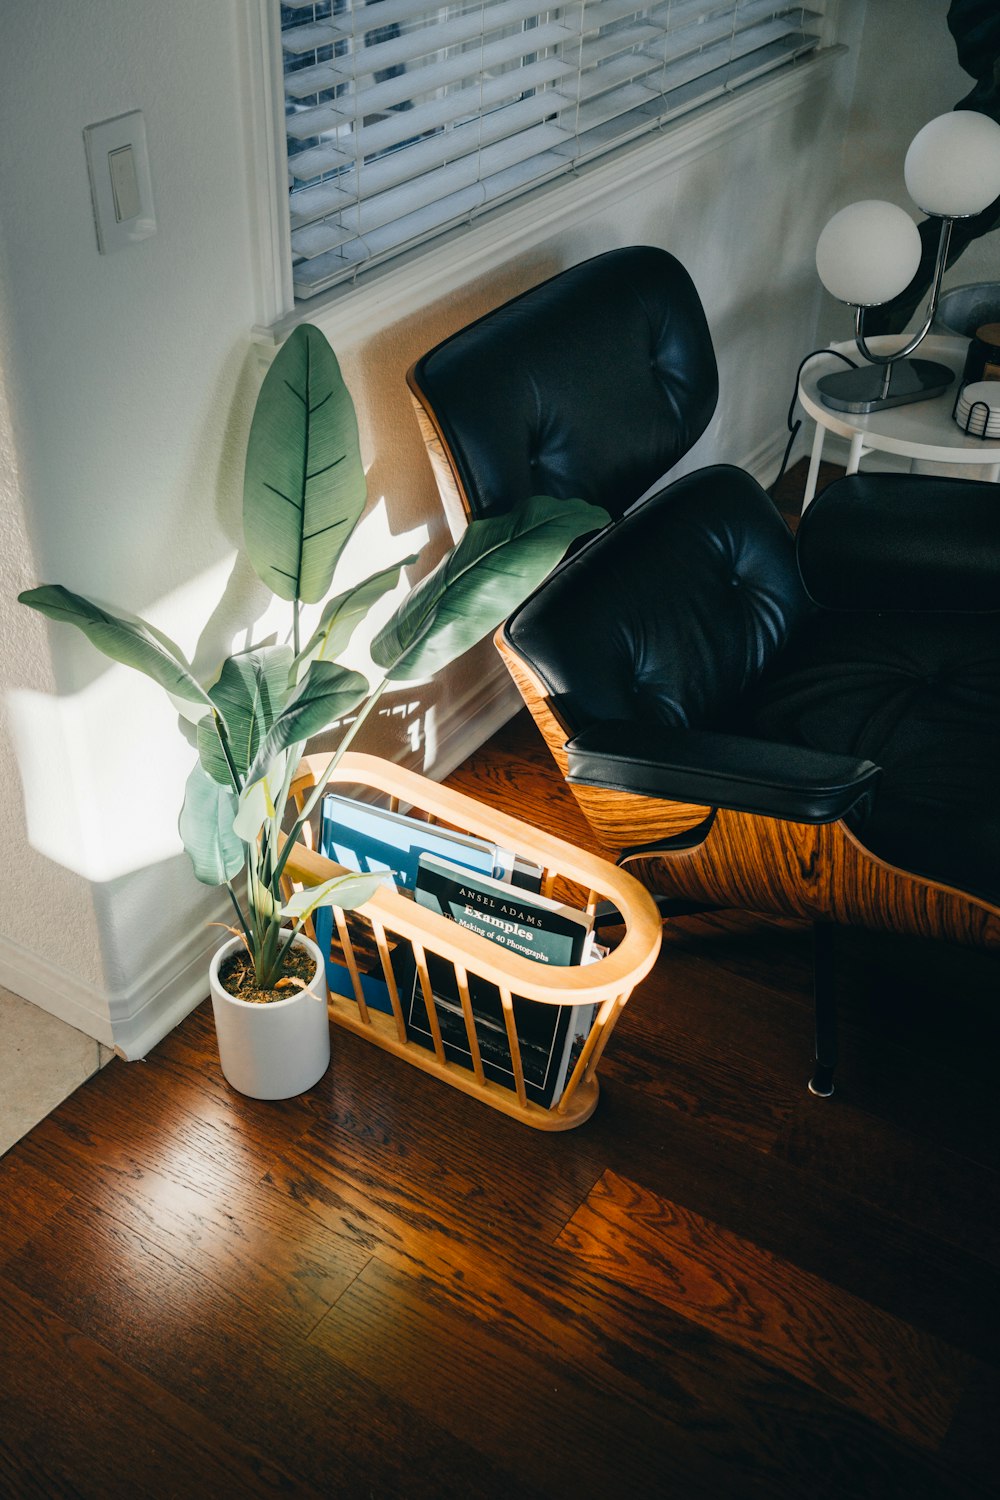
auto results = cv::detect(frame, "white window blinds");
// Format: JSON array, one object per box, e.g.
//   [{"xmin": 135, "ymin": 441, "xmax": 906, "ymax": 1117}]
[{"xmin": 281, "ymin": 1, "xmax": 826, "ymax": 300}]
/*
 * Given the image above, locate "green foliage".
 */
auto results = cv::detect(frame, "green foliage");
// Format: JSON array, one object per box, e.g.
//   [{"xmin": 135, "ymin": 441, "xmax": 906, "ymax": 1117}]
[
  {"xmin": 372, "ymin": 496, "xmax": 610, "ymax": 681},
  {"xmin": 18, "ymin": 585, "xmax": 215, "ymax": 711},
  {"xmin": 179, "ymin": 767, "xmax": 243, "ymax": 885},
  {"xmin": 243, "ymin": 324, "xmax": 366, "ymax": 605},
  {"xmin": 19, "ymin": 323, "xmax": 608, "ymax": 989},
  {"xmin": 294, "ymin": 557, "xmax": 418, "ymax": 679},
  {"xmin": 197, "ymin": 646, "xmax": 294, "ymax": 785}
]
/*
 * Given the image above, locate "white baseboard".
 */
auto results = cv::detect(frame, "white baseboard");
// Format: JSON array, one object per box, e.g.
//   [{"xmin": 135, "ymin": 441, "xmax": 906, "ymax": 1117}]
[
  {"xmin": 0, "ymin": 934, "xmax": 116, "ymax": 1048},
  {"xmin": 107, "ymin": 894, "xmax": 231, "ymax": 1061},
  {"xmin": 0, "ymin": 893, "xmax": 230, "ymax": 1061}
]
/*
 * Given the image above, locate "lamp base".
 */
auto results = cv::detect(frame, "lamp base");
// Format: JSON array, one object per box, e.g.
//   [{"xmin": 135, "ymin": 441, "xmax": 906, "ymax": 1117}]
[{"xmin": 816, "ymin": 358, "xmax": 954, "ymax": 414}]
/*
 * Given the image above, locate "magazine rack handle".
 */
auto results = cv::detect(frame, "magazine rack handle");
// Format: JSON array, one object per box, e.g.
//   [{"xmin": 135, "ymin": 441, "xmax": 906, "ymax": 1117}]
[{"xmin": 282, "ymin": 752, "xmax": 662, "ymax": 1129}]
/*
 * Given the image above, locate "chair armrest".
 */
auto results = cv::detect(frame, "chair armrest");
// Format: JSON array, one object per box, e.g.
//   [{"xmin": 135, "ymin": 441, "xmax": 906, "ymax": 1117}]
[{"xmin": 565, "ymin": 722, "xmax": 880, "ymax": 823}]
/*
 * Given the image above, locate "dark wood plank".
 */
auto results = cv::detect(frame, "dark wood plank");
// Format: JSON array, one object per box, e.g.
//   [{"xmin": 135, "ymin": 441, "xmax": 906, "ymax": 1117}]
[
  {"xmin": 262, "ymin": 1022, "xmax": 605, "ymax": 1254},
  {"xmin": 307, "ymin": 1251, "xmax": 747, "ymax": 1499},
  {"xmin": 600, "ymin": 926, "xmax": 811, "ymax": 1151},
  {"xmin": 15, "ymin": 1089, "xmax": 370, "ymax": 1336},
  {"xmin": 330, "ymin": 1209, "xmax": 981, "ymax": 1500},
  {"xmin": 0, "ymin": 1272, "xmax": 317, "ymax": 1499},
  {"xmin": 260, "ymin": 1004, "xmax": 1000, "ymax": 1372},
  {"xmin": 574, "ymin": 1072, "xmax": 1000, "ymax": 1367},
  {"xmin": 0, "ymin": 1197, "xmax": 523, "ymax": 1500},
  {"xmin": 772, "ymin": 1096, "xmax": 1000, "ymax": 1263},
  {"xmin": 556, "ymin": 1169, "xmax": 967, "ymax": 1448},
  {"xmin": 0, "ymin": 1152, "xmax": 73, "ymax": 1266}
]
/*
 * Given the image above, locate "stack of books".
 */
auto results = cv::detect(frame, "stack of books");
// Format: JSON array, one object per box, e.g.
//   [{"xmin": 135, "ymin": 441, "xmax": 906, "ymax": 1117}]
[{"xmin": 312, "ymin": 792, "xmax": 597, "ymax": 1108}]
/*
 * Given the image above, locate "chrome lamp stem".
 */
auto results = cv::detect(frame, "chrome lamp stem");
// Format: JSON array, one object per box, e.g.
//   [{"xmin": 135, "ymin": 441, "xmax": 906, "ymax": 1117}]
[
  {"xmin": 817, "ymin": 217, "xmax": 957, "ymax": 415},
  {"xmin": 853, "ymin": 216, "xmax": 955, "ymax": 371}
]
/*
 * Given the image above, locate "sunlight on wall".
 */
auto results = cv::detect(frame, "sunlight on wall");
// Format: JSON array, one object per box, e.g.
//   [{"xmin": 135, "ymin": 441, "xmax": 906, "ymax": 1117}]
[
  {"xmin": 7, "ymin": 500, "xmax": 430, "ymax": 885},
  {"xmin": 9, "ymin": 669, "xmax": 197, "ymax": 883},
  {"xmin": 323, "ymin": 497, "xmax": 430, "ymax": 671}
]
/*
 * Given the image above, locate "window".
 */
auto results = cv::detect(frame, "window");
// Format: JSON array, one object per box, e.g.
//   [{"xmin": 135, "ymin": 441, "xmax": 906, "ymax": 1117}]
[{"xmin": 280, "ymin": 1, "xmax": 828, "ymax": 300}]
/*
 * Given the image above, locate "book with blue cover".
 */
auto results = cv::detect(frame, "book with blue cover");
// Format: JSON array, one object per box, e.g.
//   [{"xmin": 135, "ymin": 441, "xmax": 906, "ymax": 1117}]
[
  {"xmin": 406, "ymin": 854, "xmax": 595, "ymax": 1106},
  {"xmin": 319, "ymin": 792, "xmax": 514, "ymax": 890},
  {"xmin": 313, "ymin": 794, "xmax": 518, "ymax": 1014}
]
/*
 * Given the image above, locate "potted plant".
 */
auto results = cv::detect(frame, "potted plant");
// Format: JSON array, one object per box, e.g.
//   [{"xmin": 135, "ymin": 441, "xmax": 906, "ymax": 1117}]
[{"xmin": 19, "ymin": 324, "xmax": 607, "ymax": 1099}]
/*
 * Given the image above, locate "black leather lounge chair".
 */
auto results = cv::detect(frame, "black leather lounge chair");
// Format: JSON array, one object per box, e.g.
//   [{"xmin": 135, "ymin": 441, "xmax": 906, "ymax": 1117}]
[{"xmin": 410, "ymin": 246, "xmax": 1000, "ymax": 1095}]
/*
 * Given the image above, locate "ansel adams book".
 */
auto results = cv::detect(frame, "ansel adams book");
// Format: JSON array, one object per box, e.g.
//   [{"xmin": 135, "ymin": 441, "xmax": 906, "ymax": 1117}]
[{"xmin": 407, "ymin": 855, "xmax": 596, "ymax": 1107}]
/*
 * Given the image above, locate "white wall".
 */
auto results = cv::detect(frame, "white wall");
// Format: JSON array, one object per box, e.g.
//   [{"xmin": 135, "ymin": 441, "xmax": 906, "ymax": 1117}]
[
  {"xmin": 819, "ymin": 0, "xmax": 999, "ymax": 342},
  {"xmin": 0, "ymin": 0, "xmax": 260, "ymax": 1051},
  {"xmin": 0, "ymin": 0, "xmax": 965, "ymax": 1059}
]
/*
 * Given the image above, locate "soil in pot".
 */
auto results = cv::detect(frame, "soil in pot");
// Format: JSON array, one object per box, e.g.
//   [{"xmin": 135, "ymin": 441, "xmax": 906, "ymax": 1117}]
[{"xmin": 218, "ymin": 944, "xmax": 317, "ymax": 1005}]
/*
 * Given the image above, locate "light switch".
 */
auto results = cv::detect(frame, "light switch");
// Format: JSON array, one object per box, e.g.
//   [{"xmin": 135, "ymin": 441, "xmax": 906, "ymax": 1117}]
[
  {"xmin": 84, "ymin": 111, "xmax": 156, "ymax": 254},
  {"xmin": 108, "ymin": 145, "xmax": 141, "ymax": 223}
]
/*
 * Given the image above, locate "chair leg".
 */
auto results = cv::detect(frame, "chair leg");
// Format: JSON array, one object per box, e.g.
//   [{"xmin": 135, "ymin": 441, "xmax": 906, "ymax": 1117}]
[{"xmin": 808, "ymin": 921, "xmax": 837, "ymax": 1097}]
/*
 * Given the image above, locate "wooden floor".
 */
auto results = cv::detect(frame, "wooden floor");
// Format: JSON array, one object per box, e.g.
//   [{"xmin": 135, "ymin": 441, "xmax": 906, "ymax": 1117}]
[{"xmin": 1, "ymin": 466, "xmax": 997, "ymax": 1498}]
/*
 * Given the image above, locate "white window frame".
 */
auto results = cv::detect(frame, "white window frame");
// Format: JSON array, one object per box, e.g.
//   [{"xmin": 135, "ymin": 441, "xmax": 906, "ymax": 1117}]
[{"xmin": 240, "ymin": 0, "xmax": 845, "ymax": 340}]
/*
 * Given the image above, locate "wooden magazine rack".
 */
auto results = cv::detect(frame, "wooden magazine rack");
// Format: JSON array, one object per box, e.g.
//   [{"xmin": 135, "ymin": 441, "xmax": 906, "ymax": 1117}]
[{"xmin": 282, "ymin": 752, "xmax": 662, "ymax": 1130}]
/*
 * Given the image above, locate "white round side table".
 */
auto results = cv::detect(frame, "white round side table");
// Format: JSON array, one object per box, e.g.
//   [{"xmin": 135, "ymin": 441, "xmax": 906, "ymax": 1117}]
[{"xmin": 797, "ymin": 335, "xmax": 1000, "ymax": 509}]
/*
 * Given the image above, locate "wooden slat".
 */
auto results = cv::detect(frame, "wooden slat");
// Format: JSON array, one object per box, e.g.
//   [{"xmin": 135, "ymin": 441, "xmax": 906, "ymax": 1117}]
[
  {"xmin": 281, "ymin": 749, "xmax": 661, "ymax": 1129},
  {"xmin": 285, "ymin": 751, "xmax": 662, "ymax": 1010}
]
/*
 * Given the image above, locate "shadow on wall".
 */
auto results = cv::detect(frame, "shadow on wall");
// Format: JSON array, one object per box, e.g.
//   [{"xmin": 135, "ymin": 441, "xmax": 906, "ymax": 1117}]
[{"xmin": 866, "ymin": 0, "xmax": 1000, "ymax": 334}]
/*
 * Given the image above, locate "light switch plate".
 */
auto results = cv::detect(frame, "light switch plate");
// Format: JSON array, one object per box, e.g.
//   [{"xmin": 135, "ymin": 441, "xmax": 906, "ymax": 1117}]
[{"xmin": 84, "ymin": 111, "xmax": 156, "ymax": 254}]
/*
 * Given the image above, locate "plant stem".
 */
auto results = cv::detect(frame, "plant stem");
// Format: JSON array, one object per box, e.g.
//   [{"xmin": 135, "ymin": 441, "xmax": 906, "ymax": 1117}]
[
  {"xmin": 272, "ymin": 678, "xmax": 388, "ymax": 889},
  {"xmin": 226, "ymin": 883, "xmax": 254, "ymax": 950},
  {"xmin": 214, "ymin": 712, "xmax": 243, "ymax": 794}
]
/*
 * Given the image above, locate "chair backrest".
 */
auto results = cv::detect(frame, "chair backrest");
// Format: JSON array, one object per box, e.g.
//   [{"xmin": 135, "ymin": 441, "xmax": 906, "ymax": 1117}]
[
  {"xmin": 501, "ymin": 466, "xmax": 808, "ymax": 738},
  {"xmin": 408, "ymin": 245, "xmax": 719, "ymax": 523}
]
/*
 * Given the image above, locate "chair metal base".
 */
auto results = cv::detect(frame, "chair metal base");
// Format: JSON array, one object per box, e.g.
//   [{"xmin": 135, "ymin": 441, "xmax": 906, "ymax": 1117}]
[
  {"xmin": 809, "ymin": 922, "xmax": 837, "ymax": 1097},
  {"xmin": 808, "ymin": 1067, "xmax": 835, "ymax": 1098}
]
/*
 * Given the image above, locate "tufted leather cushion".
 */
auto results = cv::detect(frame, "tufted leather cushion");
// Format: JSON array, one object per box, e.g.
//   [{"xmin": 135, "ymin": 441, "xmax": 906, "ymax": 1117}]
[
  {"xmin": 798, "ymin": 472, "xmax": 1000, "ymax": 612},
  {"xmin": 748, "ymin": 607, "xmax": 1000, "ymax": 904},
  {"xmin": 507, "ymin": 460, "xmax": 1000, "ymax": 906},
  {"xmin": 504, "ymin": 465, "xmax": 809, "ymax": 732},
  {"xmin": 410, "ymin": 246, "xmax": 719, "ymax": 520}
]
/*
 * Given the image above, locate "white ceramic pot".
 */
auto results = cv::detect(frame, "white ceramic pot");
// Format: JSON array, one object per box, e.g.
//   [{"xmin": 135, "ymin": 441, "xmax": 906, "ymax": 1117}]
[{"xmin": 208, "ymin": 931, "xmax": 330, "ymax": 1100}]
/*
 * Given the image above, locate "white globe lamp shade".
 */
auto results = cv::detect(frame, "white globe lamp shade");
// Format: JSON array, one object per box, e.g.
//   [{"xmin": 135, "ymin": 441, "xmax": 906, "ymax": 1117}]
[
  {"xmin": 904, "ymin": 112, "xmax": 1000, "ymax": 216},
  {"xmin": 815, "ymin": 200, "xmax": 922, "ymax": 306}
]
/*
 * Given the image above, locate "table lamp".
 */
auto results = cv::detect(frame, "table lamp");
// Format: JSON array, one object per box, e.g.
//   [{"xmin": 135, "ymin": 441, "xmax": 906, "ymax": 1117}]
[{"xmin": 815, "ymin": 112, "xmax": 1000, "ymax": 413}]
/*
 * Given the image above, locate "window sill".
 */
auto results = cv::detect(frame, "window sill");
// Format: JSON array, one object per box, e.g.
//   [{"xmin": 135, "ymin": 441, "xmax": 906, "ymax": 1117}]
[{"xmin": 254, "ymin": 46, "xmax": 845, "ymax": 354}]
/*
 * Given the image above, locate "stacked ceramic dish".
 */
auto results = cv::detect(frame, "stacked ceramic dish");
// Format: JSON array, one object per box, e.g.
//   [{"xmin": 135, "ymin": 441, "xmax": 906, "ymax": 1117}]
[{"xmin": 955, "ymin": 380, "xmax": 1000, "ymax": 437}]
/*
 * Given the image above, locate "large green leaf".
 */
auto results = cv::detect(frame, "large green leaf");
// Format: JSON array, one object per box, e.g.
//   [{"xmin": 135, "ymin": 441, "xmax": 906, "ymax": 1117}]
[
  {"xmin": 247, "ymin": 661, "xmax": 369, "ymax": 783},
  {"xmin": 281, "ymin": 871, "xmax": 385, "ymax": 921},
  {"xmin": 19, "ymin": 585, "xmax": 214, "ymax": 711},
  {"xmin": 370, "ymin": 496, "xmax": 609, "ymax": 681},
  {"xmin": 243, "ymin": 324, "xmax": 367, "ymax": 605},
  {"xmin": 197, "ymin": 646, "xmax": 293, "ymax": 786},
  {"xmin": 233, "ymin": 754, "xmax": 287, "ymax": 846},
  {"xmin": 178, "ymin": 764, "xmax": 244, "ymax": 886},
  {"xmin": 293, "ymin": 556, "xmax": 419, "ymax": 681}
]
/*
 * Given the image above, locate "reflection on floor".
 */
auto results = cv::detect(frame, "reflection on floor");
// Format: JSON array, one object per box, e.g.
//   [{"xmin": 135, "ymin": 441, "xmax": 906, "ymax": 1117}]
[{"xmin": 0, "ymin": 986, "xmax": 112, "ymax": 1156}]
